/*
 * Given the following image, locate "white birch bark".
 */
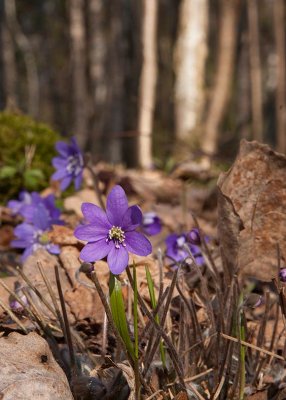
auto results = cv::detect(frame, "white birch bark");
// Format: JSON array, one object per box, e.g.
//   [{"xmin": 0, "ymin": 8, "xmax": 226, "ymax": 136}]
[
  {"xmin": 174, "ymin": 0, "xmax": 209, "ymax": 142},
  {"xmin": 137, "ymin": 0, "xmax": 158, "ymax": 169}
]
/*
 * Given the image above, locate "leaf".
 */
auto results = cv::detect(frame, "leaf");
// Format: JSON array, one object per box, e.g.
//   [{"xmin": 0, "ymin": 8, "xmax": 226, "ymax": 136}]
[
  {"xmin": 24, "ymin": 168, "xmax": 45, "ymax": 189},
  {"xmin": 0, "ymin": 165, "xmax": 17, "ymax": 179},
  {"xmin": 109, "ymin": 273, "xmax": 135, "ymax": 359},
  {"xmin": 0, "ymin": 332, "xmax": 73, "ymax": 399},
  {"xmin": 217, "ymin": 140, "xmax": 286, "ymax": 281}
]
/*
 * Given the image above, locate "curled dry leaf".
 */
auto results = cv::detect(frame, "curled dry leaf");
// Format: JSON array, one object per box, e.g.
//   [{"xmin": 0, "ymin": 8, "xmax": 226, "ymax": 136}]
[
  {"xmin": 0, "ymin": 332, "xmax": 73, "ymax": 399},
  {"xmin": 217, "ymin": 140, "xmax": 286, "ymax": 281}
]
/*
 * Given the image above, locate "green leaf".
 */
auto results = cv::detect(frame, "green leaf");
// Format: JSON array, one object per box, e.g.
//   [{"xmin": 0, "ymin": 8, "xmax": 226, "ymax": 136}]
[
  {"xmin": 109, "ymin": 273, "xmax": 135, "ymax": 359},
  {"xmin": 0, "ymin": 166, "xmax": 17, "ymax": 179},
  {"xmin": 24, "ymin": 168, "xmax": 45, "ymax": 189},
  {"xmin": 133, "ymin": 263, "xmax": 139, "ymax": 359}
]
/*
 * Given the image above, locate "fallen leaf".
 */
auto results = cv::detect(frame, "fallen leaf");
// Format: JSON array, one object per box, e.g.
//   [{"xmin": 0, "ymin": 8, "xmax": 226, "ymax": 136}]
[
  {"xmin": 217, "ymin": 140, "xmax": 286, "ymax": 281},
  {"xmin": 0, "ymin": 332, "xmax": 73, "ymax": 399}
]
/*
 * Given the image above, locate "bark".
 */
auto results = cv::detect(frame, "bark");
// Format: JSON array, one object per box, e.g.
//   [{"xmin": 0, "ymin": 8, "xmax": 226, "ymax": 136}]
[
  {"xmin": 87, "ymin": 0, "xmax": 107, "ymax": 157},
  {"xmin": 174, "ymin": 0, "xmax": 209, "ymax": 143},
  {"xmin": 273, "ymin": 0, "xmax": 286, "ymax": 154},
  {"xmin": 137, "ymin": 0, "xmax": 158, "ymax": 169},
  {"xmin": 247, "ymin": 0, "xmax": 263, "ymax": 142},
  {"xmin": 69, "ymin": 0, "xmax": 88, "ymax": 147},
  {"xmin": 4, "ymin": 0, "xmax": 39, "ymax": 117},
  {"xmin": 201, "ymin": 0, "xmax": 239, "ymax": 155},
  {"xmin": 1, "ymin": 17, "xmax": 17, "ymax": 109}
]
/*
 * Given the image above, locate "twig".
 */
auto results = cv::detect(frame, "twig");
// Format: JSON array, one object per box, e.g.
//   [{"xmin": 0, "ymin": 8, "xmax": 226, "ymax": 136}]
[{"xmin": 0, "ymin": 298, "xmax": 28, "ymax": 332}]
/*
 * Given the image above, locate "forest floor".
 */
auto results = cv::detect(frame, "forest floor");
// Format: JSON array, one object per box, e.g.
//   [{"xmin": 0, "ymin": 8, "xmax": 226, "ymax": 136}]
[{"xmin": 0, "ymin": 140, "xmax": 285, "ymax": 400}]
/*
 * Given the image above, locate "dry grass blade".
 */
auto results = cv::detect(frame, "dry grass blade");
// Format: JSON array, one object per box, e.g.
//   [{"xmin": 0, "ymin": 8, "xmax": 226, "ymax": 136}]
[
  {"xmin": 0, "ymin": 298, "xmax": 28, "ymax": 332},
  {"xmin": 220, "ymin": 332, "xmax": 285, "ymax": 360}
]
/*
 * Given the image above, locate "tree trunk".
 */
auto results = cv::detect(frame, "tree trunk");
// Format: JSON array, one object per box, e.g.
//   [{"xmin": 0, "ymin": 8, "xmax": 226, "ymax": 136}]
[
  {"xmin": 247, "ymin": 0, "xmax": 263, "ymax": 142},
  {"xmin": 4, "ymin": 0, "xmax": 39, "ymax": 118},
  {"xmin": 273, "ymin": 0, "xmax": 286, "ymax": 154},
  {"xmin": 69, "ymin": 0, "xmax": 88, "ymax": 147},
  {"xmin": 87, "ymin": 0, "xmax": 107, "ymax": 158},
  {"xmin": 137, "ymin": 0, "xmax": 158, "ymax": 169},
  {"xmin": 201, "ymin": 0, "xmax": 239, "ymax": 155},
  {"xmin": 174, "ymin": 0, "xmax": 209, "ymax": 144}
]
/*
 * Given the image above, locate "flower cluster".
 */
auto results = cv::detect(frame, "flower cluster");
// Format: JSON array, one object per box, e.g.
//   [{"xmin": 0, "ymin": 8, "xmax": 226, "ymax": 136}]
[
  {"xmin": 52, "ymin": 137, "xmax": 84, "ymax": 191},
  {"xmin": 8, "ymin": 190, "xmax": 63, "ymax": 226},
  {"xmin": 8, "ymin": 190, "xmax": 63, "ymax": 261},
  {"xmin": 11, "ymin": 203, "xmax": 60, "ymax": 261},
  {"xmin": 75, "ymin": 185, "xmax": 152, "ymax": 274},
  {"xmin": 165, "ymin": 228, "xmax": 206, "ymax": 266}
]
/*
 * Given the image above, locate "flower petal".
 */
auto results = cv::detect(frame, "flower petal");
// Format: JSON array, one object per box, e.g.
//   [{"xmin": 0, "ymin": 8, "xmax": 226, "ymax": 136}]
[
  {"xmin": 122, "ymin": 205, "xmax": 142, "ymax": 231},
  {"xmin": 74, "ymin": 173, "xmax": 83, "ymax": 190},
  {"xmin": 47, "ymin": 244, "xmax": 61, "ymax": 255},
  {"xmin": 14, "ymin": 223, "xmax": 36, "ymax": 240},
  {"xmin": 79, "ymin": 239, "xmax": 110, "ymax": 262},
  {"xmin": 74, "ymin": 224, "xmax": 107, "ymax": 242},
  {"xmin": 60, "ymin": 175, "xmax": 72, "ymax": 191},
  {"xmin": 107, "ymin": 246, "xmax": 129, "ymax": 274},
  {"xmin": 52, "ymin": 169, "xmax": 68, "ymax": 181},
  {"xmin": 32, "ymin": 204, "xmax": 51, "ymax": 231},
  {"xmin": 56, "ymin": 141, "xmax": 70, "ymax": 157},
  {"xmin": 52, "ymin": 157, "xmax": 67, "ymax": 169},
  {"xmin": 21, "ymin": 246, "xmax": 34, "ymax": 261},
  {"xmin": 106, "ymin": 185, "xmax": 129, "ymax": 226},
  {"xmin": 81, "ymin": 203, "xmax": 110, "ymax": 228},
  {"xmin": 125, "ymin": 231, "xmax": 152, "ymax": 256}
]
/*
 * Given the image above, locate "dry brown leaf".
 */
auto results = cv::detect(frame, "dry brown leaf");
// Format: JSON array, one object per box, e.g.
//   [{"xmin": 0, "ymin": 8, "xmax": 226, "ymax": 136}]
[
  {"xmin": 64, "ymin": 188, "xmax": 101, "ymax": 217},
  {"xmin": 218, "ymin": 140, "xmax": 286, "ymax": 281},
  {"xmin": 48, "ymin": 225, "xmax": 78, "ymax": 245},
  {"xmin": 0, "ymin": 332, "xmax": 73, "ymax": 399}
]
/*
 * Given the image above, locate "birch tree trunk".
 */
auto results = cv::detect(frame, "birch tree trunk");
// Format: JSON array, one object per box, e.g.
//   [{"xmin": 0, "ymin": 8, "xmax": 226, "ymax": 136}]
[
  {"xmin": 137, "ymin": 0, "xmax": 158, "ymax": 169},
  {"xmin": 70, "ymin": 0, "xmax": 88, "ymax": 147},
  {"xmin": 201, "ymin": 0, "xmax": 239, "ymax": 155},
  {"xmin": 174, "ymin": 0, "xmax": 208, "ymax": 144}
]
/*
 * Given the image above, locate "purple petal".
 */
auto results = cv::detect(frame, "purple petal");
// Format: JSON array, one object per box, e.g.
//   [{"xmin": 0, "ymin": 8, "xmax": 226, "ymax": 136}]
[
  {"xmin": 32, "ymin": 204, "xmax": 51, "ymax": 231},
  {"xmin": 60, "ymin": 175, "xmax": 72, "ymax": 191},
  {"xmin": 52, "ymin": 169, "xmax": 68, "ymax": 181},
  {"xmin": 81, "ymin": 203, "xmax": 110, "ymax": 228},
  {"xmin": 107, "ymin": 246, "xmax": 129, "ymax": 274},
  {"xmin": 19, "ymin": 204, "xmax": 34, "ymax": 222},
  {"xmin": 143, "ymin": 219, "xmax": 162, "ymax": 236},
  {"xmin": 106, "ymin": 185, "xmax": 129, "ymax": 226},
  {"xmin": 21, "ymin": 246, "xmax": 34, "ymax": 261},
  {"xmin": 125, "ymin": 231, "xmax": 152, "ymax": 256},
  {"xmin": 165, "ymin": 234, "xmax": 178, "ymax": 248},
  {"xmin": 56, "ymin": 141, "xmax": 70, "ymax": 157},
  {"xmin": 11, "ymin": 238, "xmax": 30, "ymax": 249},
  {"xmin": 71, "ymin": 136, "xmax": 81, "ymax": 153},
  {"xmin": 74, "ymin": 224, "xmax": 107, "ymax": 242},
  {"xmin": 14, "ymin": 223, "xmax": 36, "ymax": 240},
  {"xmin": 79, "ymin": 239, "xmax": 110, "ymax": 262},
  {"xmin": 121, "ymin": 206, "xmax": 142, "ymax": 231},
  {"xmin": 52, "ymin": 157, "xmax": 67, "ymax": 169},
  {"xmin": 74, "ymin": 173, "xmax": 83, "ymax": 190},
  {"xmin": 47, "ymin": 244, "xmax": 61, "ymax": 255}
]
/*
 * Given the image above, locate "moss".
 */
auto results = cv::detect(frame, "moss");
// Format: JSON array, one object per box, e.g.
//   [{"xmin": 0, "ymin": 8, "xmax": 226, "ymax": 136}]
[{"xmin": 0, "ymin": 112, "xmax": 60, "ymax": 203}]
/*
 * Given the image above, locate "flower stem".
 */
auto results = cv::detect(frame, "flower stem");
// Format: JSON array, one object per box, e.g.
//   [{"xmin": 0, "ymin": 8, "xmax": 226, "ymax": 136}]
[{"xmin": 86, "ymin": 164, "xmax": 105, "ymax": 210}]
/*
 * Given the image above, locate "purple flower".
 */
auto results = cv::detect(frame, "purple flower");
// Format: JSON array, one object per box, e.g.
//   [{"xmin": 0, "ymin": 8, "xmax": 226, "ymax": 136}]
[
  {"xmin": 52, "ymin": 137, "xmax": 84, "ymax": 191},
  {"xmin": 11, "ymin": 203, "xmax": 60, "ymax": 261},
  {"xmin": 165, "ymin": 232, "xmax": 205, "ymax": 266},
  {"xmin": 8, "ymin": 191, "xmax": 63, "ymax": 226},
  {"xmin": 279, "ymin": 268, "xmax": 286, "ymax": 282},
  {"xmin": 7, "ymin": 190, "xmax": 32, "ymax": 215},
  {"xmin": 74, "ymin": 185, "xmax": 152, "ymax": 274},
  {"xmin": 188, "ymin": 228, "xmax": 201, "ymax": 245},
  {"xmin": 142, "ymin": 212, "xmax": 162, "ymax": 236}
]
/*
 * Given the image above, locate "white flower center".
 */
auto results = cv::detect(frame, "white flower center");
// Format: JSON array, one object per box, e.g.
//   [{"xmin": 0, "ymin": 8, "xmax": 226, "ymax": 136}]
[
  {"xmin": 66, "ymin": 154, "xmax": 83, "ymax": 176},
  {"xmin": 107, "ymin": 226, "xmax": 126, "ymax": 249}
]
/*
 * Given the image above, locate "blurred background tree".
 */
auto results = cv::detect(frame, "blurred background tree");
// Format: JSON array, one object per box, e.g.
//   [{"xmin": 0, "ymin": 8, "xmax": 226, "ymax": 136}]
[{"xmin": 0, "ymin": 0, "xmax": 285, "ymax": 167}]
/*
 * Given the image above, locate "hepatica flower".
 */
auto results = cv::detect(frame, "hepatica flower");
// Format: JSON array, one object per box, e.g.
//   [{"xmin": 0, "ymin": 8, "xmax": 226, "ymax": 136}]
[
  {"xmin": 74, "ymin": 185, "xmax": 152, "ymax": 274},
  {"xmin": 141, "ymin": 212, "xmax": 162, "ymax": 236},
  {"xmin": 8, "ymin": 191, "xmax": 63, "ymax": 225},
  {"xmin": 11, "ymin": 203, "xmax": 60, "ymax": 261},
  {"xmin": 52, "ymin": 137, "xmax": 84, "ymax": 191},
  {"xmin": 165, "ymin": 231, "xmax": 205, "ymax": 266}
]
